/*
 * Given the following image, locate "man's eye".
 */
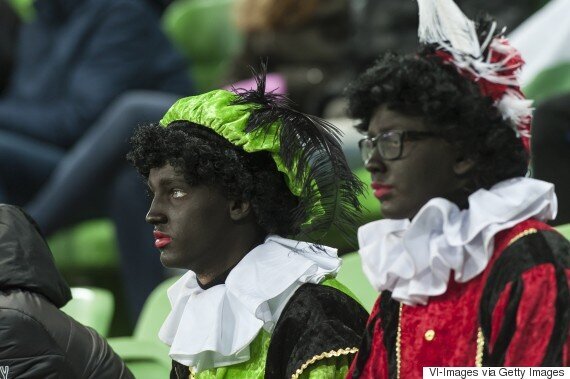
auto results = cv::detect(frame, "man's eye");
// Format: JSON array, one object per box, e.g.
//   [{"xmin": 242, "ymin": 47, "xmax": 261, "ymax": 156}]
[{"xmin": 172, "ymin": 189, "xmax": 187, "ymax": 199}]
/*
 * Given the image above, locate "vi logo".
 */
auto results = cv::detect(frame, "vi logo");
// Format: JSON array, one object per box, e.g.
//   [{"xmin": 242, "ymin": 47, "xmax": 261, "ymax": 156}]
[{"xmin": 0, "ymin": 366, "xmax": 8, "ymax": 379}]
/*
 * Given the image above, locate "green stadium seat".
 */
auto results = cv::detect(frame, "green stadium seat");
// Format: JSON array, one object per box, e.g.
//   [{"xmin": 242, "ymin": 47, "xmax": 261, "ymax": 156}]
[
  {"xmin": 354, "ymin": 166, "xmax": 382, "ymax": 224},
  {"xmin": 61, "ymin": 287, "xmax": 115, "ymax": 337},
  {"xmin": 48, "ymin": 221, "xmax": 127, "ymax": 336},
  {"xmin": 8, "ymin": 0, "xmax": 34, "ymax": 20},
  {"xmin": 162, "ymin": 0, "xmax": 243, "ymax": 92},
  {"xmin": 108, "ymin": 276, "xmax": 180, "ymax": 379},
  {"xmin": 336, "ymin": 252, "xmax": 378, "ymax": 312},
  {"xmin": 108, "ymin": 339, "xmax": 172, "ymax": 379},
  {"xmin": 48, "ymin": 219, "xmax": 119, "ymax": 272},
  {"xmin": 132, "ymin": 275, "xmax": 180, "ymax": 341}
]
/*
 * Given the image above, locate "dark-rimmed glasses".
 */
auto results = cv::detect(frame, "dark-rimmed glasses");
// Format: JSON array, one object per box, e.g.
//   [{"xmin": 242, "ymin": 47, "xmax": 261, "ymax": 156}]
[{"xmin": 358, "ymin": 130, "xmax": 440, "ymax": 162}]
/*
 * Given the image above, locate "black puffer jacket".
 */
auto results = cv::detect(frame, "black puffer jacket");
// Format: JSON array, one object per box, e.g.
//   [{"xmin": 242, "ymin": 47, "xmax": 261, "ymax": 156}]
[{"xmin": 0, "ymin": 204, "xmax": 134, "ymax": 378}]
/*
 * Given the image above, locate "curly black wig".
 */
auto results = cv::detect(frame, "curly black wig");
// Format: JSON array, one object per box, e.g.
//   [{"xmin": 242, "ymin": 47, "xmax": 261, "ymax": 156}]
[
  {"xmin": 127, "ymin": 121, "xmax": 304, "ymax": 236},
  {"xmin": 346, "ymin": 45, "xmax": 529, "ymax": 191}
]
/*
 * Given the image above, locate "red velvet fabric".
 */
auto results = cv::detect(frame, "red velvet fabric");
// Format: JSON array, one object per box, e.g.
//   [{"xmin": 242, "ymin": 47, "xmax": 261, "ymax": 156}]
[
  {"xmin": 399, "ymin": 277, "xmax": 482, "ymax": 377},
  {"xmin": 504, "ymin": 265, "xmax": 558, "ymax": 365},
  {"xmin": 347, "ymin": 220, "xmax": 569, "ymax": 378},
  {"xmin": 489, "ymin": 282, "xmax": 511, "ymax": 349},
  {"xmin": 566, "ymin": 270, "xmax": 570, "ymax": 365},
  {"xmin": 359, "ymin": 297, "xmax": 389, "ymax": 379}
]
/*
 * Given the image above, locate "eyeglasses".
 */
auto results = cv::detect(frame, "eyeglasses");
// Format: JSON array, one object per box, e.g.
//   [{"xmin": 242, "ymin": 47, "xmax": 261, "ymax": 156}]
[{"xmin": 358, "ymin": 130, "xmax": 440, "ymax": 162}]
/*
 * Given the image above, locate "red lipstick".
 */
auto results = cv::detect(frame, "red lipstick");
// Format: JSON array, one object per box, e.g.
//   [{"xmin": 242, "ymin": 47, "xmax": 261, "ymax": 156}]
[
  {"xmin": 371, "ymin": 182, "xmax": 393, "ymax": 199},
  {"xmin": 153, "ymin": 231, "xmax": 172, "ymax": 249}
]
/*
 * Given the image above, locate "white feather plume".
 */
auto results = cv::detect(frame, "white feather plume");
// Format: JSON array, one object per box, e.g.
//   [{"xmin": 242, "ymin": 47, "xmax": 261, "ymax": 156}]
[
  {"xmin": 417, "ymin": 0, "xmax": 480, "ymax": 57},
  {"xmin": 416, "ymin": 0, "xmax": 531, "ymax": 134},
  {"xmin": 496, "ymin": 90, "xmax": 533, "ymax": 138}
]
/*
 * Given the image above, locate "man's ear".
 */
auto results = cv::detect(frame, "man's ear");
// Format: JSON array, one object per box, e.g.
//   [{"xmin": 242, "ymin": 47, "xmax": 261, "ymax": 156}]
[
  {"xmin": 229, "ymin": 199, "xmax": 252, "ymax": 221},
  {"xmin": 453, "ymin": 156, "xmax": 475, "ymax": 176}
]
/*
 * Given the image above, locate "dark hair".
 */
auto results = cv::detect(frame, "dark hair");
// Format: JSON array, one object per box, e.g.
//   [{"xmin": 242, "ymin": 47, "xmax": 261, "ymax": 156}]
[
  {"xmin": 346, "ymin": 46, "xmax": 528, "ymax": 191},
  {"xmin": 127, "ymin": 121, "xmax": 304, "ymax": 236}
]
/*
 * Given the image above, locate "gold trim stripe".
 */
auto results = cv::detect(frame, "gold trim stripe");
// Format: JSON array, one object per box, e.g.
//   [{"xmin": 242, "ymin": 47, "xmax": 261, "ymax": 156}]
[
  {"xmin": 290, "ymin": 347, "xmax": 359, "ymax": 379},
  {"xmin": 396, "ymin": 303, "xmax": 403, "ymax": 379},
  {"xmin": 508, "ymin": 228, "xmax": 537, "ymax": 246},
  {"xmin": 475, "ymin": 327, "xmax": 484, "ymax": 367}
]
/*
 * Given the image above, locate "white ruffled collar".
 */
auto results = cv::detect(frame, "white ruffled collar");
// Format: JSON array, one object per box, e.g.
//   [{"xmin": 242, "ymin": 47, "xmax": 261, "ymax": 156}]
[
  {"xmin": 159, "ymin": 235, "xmax": 340, "ymax": 372},
  {"xmin": 358, "ymin": 177, "xmax": 557, "ymax": 306}
]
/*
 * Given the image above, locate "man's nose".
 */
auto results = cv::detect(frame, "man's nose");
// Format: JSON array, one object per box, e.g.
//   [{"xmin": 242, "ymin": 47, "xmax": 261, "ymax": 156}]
[
  {"xmin": 365, "ymin": 149, "xmax": 387, "ymax": 173},
  {"xmin": 145, "ymin": 199, "xmax": 167, "ymax": 225}
]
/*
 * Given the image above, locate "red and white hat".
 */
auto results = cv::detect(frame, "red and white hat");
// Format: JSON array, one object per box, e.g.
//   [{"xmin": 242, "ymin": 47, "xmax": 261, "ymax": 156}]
[{"xmin": 417, "ymin": 0, "xmax": 533, "ymax": 152}]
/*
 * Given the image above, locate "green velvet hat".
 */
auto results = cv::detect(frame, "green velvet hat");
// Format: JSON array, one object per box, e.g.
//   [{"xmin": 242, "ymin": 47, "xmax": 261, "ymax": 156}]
[{"xmin": 160, "ymin": 72, "xmax": 363, "ymax": 241}]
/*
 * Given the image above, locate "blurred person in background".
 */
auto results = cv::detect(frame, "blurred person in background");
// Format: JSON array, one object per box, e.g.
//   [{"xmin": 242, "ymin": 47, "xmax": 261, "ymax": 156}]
[
  {"xmin": 0, "ymin": 0, "xmax": 20, "ymax": 94},
  {"xmin": 509, "ymin": 0, "xmax": 570, "ymax": 226},
  {"xmin": 0, "ymin": 0, "xmax": 190, "ymax": 150},
  {"xmin": 127, "ymin": 72, "xmax": 369, "ymax": 378},
  {"xmin": 227, "ymin": 0, "xmax": 353, "ymax": 116},
  {"xmin": 351, "ymin": 0, "xmax": 543, "ymax": 74},
  {"xmin": 0, "ymin": 0, "xmax": 192, "ymax": 321},
  {"xmin": 532, "ymin": 93, "xmax": 570, "ymax": 225},
  {"xmin": 226, "ymin": 0, "xmax": 540, "ymax": 118},
  {"xmin": 144, "ymin": 0, "xmax": 175, "ymax": 14},
  {"xmin": 346, "ymin": 1, "xmax": 569, "ymax": 377},
  {"xmin": 0, "ymin": 204, "xmax": 134, "ymax": 378}
]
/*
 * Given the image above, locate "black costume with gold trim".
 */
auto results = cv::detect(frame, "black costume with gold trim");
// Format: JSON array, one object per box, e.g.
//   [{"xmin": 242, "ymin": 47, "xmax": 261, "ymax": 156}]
[{"xmin": 171, "ymin": 279, "xmax": 368, "ymax": 379}]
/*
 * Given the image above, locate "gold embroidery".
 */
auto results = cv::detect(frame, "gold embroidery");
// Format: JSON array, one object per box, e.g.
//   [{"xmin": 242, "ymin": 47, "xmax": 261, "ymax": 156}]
[
  {"xmin": 475, "ymin": 327, "xmax": 484, "ymax": 367},
  {"xmin": 290, "ymin": 347, "xmax": 359, "ymax": 379},
  {"xmin": 508, "ymin": 228, "xmax": 537, "ymax": 246},
  {"xmin": 396, "ymin": 303, "xmax": 403, "ymax": 379}
]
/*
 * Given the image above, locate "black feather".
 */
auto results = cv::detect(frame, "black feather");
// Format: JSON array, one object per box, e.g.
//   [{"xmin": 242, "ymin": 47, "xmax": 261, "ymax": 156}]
[{"xmin": 232, "ymin": 64, "xmax": 365, "ymax": 246}]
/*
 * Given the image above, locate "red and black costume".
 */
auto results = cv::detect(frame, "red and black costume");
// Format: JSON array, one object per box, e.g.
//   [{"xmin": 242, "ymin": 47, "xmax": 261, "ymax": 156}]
[
  {"xmin": 347, "ymin": 0, "xmax": 570, "ymax": 376},
  {"xmin": 349, "ymin": 218, "xmax": 570, "ymax": 378}
]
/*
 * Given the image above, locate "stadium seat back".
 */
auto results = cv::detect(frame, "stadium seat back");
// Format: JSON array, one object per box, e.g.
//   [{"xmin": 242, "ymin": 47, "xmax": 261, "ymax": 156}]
[
  {"xmin": 109, "ymin": 276, "xmax": 180, "ymax": 378},
  {"xmin": 61, "ymin": 287, "xmax": 114, "ymax": 337},
  {"xmin": 336, "ymin": 252, "xmax": 378, "ymax": 312},
  {"xmin": 134, "ymin": 275, "xmax": 180, "ymax": 341},
  {"xmin": 162, "ymin": 0, "xmax": 243, "ymax": 92}
]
